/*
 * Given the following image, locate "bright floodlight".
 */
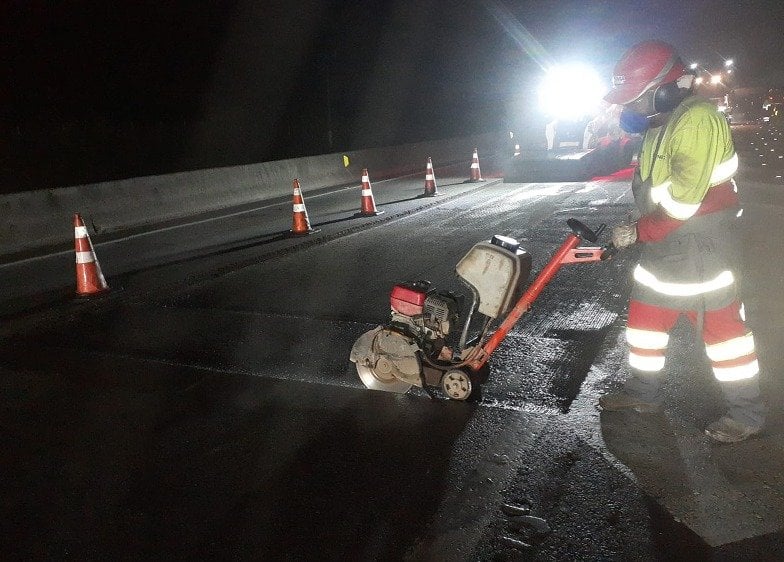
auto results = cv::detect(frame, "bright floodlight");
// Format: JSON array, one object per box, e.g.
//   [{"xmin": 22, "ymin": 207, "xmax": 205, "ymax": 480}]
[
  {"xmin": 689, "ymin": 63, "xmax": 699, "ymax": 70},
  {"xmin": 725, "ymin": 59, "xmax": 734, "ymax": 67},
  {"xmin": 710, "ymin": 74, "xmax": 722, "ymax": 84},
  {"xmin": 538, "ymin": 63, "xmax": 605, "ymax": 120}
]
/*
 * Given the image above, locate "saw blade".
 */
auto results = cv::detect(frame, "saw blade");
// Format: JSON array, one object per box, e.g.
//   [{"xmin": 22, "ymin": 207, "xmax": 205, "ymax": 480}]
[{"xmin": 355, "ymin": 363, "xmax": 412, "ymax": 394}]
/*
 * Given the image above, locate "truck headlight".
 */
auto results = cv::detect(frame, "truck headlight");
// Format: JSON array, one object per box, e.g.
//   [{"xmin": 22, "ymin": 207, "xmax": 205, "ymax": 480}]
[{"xmin": 538, "ymin": 64, "xmax": 606, "ymax": 121}]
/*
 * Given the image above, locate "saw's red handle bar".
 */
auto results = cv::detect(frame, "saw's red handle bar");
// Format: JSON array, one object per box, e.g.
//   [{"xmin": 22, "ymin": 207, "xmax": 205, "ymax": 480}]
[{"xmin": 467, "ymin": 222, "xmax": 608, "ymax": 371}]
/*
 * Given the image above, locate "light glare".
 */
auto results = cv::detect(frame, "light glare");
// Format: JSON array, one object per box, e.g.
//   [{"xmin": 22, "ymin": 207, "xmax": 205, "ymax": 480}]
[{"xmin": 538, "ymin": 64, "xmax": 605, "ymax": 120}]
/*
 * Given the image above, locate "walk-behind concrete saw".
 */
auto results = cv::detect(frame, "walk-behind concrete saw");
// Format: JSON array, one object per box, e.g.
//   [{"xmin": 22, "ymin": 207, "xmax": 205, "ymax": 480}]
[{"xmin": 350, "ymin": 219, "xmax": 615, "ymax": 400}]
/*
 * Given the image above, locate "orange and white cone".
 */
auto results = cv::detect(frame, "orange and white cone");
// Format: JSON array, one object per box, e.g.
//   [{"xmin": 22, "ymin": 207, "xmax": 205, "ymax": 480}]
[
  {"xmin": 468, "ymin": 148, "xmax": 484, "ymax": 182},
  {"xmin": 358, "ymin": 168, "xmax": 383, "ymax": 216},
  {"xmin": 422, "ymin": 157, "xmax": 440, "ymax": 197},
  {"xmin": 73, "ymin": 213, "xmax": 109, "ymax": 296},
  {"xmin": 290, "ymin": 178, "xmax": 319, "ymax": 236}
]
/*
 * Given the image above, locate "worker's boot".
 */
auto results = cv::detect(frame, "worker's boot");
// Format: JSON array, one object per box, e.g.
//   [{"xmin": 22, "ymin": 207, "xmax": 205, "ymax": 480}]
[
  {"xmin": 704, "ymin": 416, "xmax": 762, "ymax": 443},
  {"xmin": 705, "ymin": 377, "xmax": 766, "ymax": 443},
  {"xmin": 599, "ymin": 369, "xmax": 663, "ymax": 413}
]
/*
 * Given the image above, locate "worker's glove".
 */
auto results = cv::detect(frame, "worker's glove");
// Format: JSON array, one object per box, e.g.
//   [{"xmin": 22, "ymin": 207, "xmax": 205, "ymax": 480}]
[{"xmin": 611, "ymin": 223, "xmax": 638, "ymax": 249}]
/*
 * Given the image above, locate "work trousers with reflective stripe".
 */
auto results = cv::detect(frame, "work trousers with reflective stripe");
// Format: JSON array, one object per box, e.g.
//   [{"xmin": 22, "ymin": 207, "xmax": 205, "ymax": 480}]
[
  {"xmin": 627, "ymin": 299, "xmax": 758, "ymax": 380},
  {"xmin": 623, "ymin": 298, "xmax": 765, "ymax": 426}
]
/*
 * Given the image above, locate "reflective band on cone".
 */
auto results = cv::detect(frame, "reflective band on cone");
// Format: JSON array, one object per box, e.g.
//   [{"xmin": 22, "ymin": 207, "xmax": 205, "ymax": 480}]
[
  {"xmin": 422, "ymin": 157, "xmax": 440, "ymax": 197},
  {"xmin": 73, "ymin": 213, "xmax": 109, "ymax": 296},
  {"xmin": 75, "ymin": 251, "xmax": 94, "ymax": 264},
  {"xmin": 358, "ymin": 168, "xmax": 383, "ymax": 216},
  {"xmin": 468, "ymin": 148, "xmax": 484, "ymax": 182},
  {"xmin": 290, "ymin": 178, "xmax": 319, "ymax": 236}
]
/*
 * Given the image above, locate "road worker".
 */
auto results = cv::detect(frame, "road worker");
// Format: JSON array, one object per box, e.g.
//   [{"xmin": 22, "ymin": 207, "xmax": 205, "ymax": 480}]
[{"xmin": 598, "ymin": 41, "xmax": 765, "ymax": 443}]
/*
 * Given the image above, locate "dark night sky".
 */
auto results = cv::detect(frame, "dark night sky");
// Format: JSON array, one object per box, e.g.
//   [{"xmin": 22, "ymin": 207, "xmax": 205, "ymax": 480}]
[{"xmin": 2, "ymin": 1, "xmax": 784, "ymax": 189}]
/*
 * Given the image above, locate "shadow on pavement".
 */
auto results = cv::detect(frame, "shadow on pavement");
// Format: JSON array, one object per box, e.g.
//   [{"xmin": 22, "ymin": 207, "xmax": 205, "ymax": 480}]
[{"xmin": 601, "ymin": 407, "xmax": 784, "ymax": 558}]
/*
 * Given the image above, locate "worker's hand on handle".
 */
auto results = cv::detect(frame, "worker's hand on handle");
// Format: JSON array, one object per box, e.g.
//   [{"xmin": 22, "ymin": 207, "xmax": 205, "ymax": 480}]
[{"xmin": 611, "ymin": 223, "xmax": 638, "ymax": 249}]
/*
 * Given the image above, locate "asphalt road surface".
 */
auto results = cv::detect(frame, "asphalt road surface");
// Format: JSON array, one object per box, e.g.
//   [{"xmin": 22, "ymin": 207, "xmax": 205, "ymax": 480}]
[{"xmin": 3, "ymin": 127, "xmax": 784, "ymax": 561}]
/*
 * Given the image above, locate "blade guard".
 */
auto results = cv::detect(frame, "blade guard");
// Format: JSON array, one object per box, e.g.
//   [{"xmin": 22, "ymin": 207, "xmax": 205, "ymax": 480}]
[
  {"xmin": 349, "ymin": 326, "xmax": 382, "ymax": 366},
  {"xmin": 350, "ymin": 327, "xmax": 422, "ymax": 390}
]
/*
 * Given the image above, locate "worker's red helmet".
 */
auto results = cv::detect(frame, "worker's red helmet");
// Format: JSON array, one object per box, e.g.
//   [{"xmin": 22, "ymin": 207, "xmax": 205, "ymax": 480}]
[{"xmin": 604, "ymin": 41, "xmax": 687, "ymax": 105}]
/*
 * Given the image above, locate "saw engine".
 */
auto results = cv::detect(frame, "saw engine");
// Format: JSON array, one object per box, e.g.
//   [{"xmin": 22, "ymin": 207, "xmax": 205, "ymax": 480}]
[
  {"xmin": 349, "ymin": 283, "xmax": 461, "ymax": 396},
  {"xmin": 350, "ymin": 220, "xmax": 610, "ymax": 400},
  {"xmin": 389, "ymin": 282, "xmax": 459, "ymax": 347}
]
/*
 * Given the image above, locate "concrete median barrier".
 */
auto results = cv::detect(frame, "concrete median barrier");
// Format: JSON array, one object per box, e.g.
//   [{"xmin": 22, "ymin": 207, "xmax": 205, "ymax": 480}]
[
  {"xmin": 1, "ymin": 132, "xmax": 505, "ymax": 259},
  {"xmin": 503, "ymin": 140, "xmax": 636, "ymax": 183}
]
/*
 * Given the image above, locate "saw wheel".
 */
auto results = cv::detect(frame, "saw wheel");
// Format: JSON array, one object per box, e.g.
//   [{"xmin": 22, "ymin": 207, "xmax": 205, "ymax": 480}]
[{"xmin": 441, "ymin": 369, "xmax": 473, "ymax": 400}]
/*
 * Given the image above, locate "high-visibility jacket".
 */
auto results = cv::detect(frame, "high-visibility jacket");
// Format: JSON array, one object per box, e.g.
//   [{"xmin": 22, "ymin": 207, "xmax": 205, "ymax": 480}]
[
  {"xmin": 639, "ymin": 96, "xmax": 738, "ymax": 220},
  {"xmin": 631, "ymin": 95, "xmax": 741, "ymax": 310}
]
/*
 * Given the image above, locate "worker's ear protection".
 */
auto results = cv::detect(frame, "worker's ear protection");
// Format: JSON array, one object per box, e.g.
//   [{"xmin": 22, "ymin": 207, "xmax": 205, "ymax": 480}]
[
  {"xmin": 620, "ymin": 71, "xmax": 696, "ymax": 133},
  {"xmin": 653, "ymin": 81, "xmax": 683, "ymax": 113},
  {"xmin": 653, "ymin": 73, "xmax": 695, "ymax": 113}
]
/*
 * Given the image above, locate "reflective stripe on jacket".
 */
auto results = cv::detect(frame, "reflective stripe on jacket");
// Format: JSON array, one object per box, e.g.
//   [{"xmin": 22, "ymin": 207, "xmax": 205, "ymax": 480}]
[{"xmin": 631, "ymin": 209, "xmax": 740, "ymax": 310}]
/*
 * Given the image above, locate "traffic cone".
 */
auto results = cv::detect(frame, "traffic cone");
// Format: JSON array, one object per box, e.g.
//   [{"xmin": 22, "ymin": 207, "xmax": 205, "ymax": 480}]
[
  {"xmin": 468, "ymin": 148, "xmax": 484, "ymax": 182},
  {"xmin": 290, "ymin": 178, "xmax": 319, "ymax": 236},
  {"xmin": 73, "ymin": 213, "xmax": 109, "ymax": 296},
  {"xmin": 358, "ymin": 168, "xmax": 384, "ymax": 216},
  {"xmin": 422, "ymin": 157, "xmax": 440, "ymax": 197}
]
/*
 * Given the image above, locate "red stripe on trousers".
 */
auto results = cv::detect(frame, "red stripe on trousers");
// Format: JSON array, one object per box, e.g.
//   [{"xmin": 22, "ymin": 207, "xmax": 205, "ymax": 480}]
[
  {"xmin": 628, "ymin": 299, "xmax": 750, "ymax": 346},
  {"xmin": 629, "ymin": 346, "xmax": 665, "ymax": 357}
]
